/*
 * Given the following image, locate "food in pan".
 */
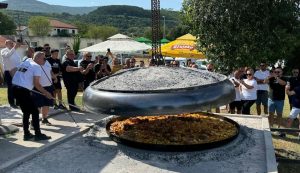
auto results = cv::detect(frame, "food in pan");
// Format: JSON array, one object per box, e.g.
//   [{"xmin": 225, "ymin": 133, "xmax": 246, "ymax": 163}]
[{"xmin": 109, "ymin": 113, "xmax": 238, "ymax": 145}]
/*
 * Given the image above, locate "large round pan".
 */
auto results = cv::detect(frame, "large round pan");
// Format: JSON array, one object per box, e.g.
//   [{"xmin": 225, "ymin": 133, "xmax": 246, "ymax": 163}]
[
  {"xmin": 106, "ymin": 113, "xmax": 240, "ymax": 152},
  {"xmin": 83, "ymin": 67, "xmax": 235, "ymax": 116}
]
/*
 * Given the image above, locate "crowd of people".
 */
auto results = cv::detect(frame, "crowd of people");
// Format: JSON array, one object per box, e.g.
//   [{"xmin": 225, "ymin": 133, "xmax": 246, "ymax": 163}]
[
  {"xmin": 0, "ymin": 40, "xmax": 145, "ymax": 141},
  {"xmin": 1, "ymin": 39, "xmax": 299, "ymax": 141},
  {"xmin": 226, "ymin": 62, "xmax": 300, "ymax": 138}
]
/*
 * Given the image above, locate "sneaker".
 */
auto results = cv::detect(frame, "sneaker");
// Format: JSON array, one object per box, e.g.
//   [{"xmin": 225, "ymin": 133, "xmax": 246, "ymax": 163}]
[
  {"xmin": 24, "ymin": 133, "xmax": 34, "ymax": 141},
  {"xmin": 34, "ymin": 133, "xmax": 51, "ymax": 141},
  {"xmin": 41, "ymin": 118, "xmax": 52, "ymax": 126},
  {"xmin": 53, "ymin": 104, "xmax": 59, "ymax": 110},
  {"xmin": 279, "ymin": 132, "xmax": 286, "ymax": 138},
  {"xmin": 58, "ymin": 104, "xmax": 67, "ymax": 110},
  {"xmin": 70, "ymin": 106, "xmax": 81, "ymax": 112}
]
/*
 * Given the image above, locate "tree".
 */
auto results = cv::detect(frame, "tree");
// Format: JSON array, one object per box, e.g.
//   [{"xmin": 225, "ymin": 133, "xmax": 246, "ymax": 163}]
[
  {"xmin": 182, "ymin": 0, "xmax": 300, "ymax": 73},
  {"xmin": 0, "ymin": 12, "xmax": 16, "ymax": 35},
  {"xmin": 72, "ymin": 35, "xmax": 81, "ymax": 55},
  {"xmin": 73, "ymin": 21, "xmax": 89, "ymax": 37},
  {"xmin": 28, "ymin": 16, "xmax": 51, "ymax": 36},
  {"xmin": 86, "ymin": 25, "xmax": 118, "ymax": 40}
]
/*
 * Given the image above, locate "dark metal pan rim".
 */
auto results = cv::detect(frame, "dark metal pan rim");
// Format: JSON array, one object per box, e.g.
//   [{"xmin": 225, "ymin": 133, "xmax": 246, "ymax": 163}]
[
  {"xmin": 105, "ymin": 113, "xmax": 240, "ymax": 152},
  {"xmin": 91, "ymin": 67, "xmax": 227, "ymax": 93}
]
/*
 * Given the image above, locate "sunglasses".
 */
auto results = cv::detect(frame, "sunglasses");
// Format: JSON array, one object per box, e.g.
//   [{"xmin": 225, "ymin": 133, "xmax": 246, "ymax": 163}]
[
  {"xmin": 207, "ymin": 69, "xmax": 213, "ymax": 71},
  {"xmin": 274, "ymin": 71, "xmax": 281, "ymax": 74},
  {"xmin": 246, "ymin": 74, "xmax": 252, "ymax": 76},
  {"xmin": 86, "ymin": 56, "xmax": 92, "ymax": 58}
]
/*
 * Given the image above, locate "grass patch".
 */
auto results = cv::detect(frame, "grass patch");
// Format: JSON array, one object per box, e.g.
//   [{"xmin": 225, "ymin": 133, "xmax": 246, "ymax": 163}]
[{"xmin": 0, "ymin": 87, "xmax": 83, "ymax": 108}]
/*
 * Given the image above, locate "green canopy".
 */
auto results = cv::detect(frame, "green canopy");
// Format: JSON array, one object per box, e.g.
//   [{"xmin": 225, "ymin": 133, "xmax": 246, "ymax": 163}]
[
  {"xmin": 135, "ymin": 37, "xmax": 152, "ymax": 44},
  {"xmin": 160, "ymin": 38, "xmax": 170, "ymax": 44}
]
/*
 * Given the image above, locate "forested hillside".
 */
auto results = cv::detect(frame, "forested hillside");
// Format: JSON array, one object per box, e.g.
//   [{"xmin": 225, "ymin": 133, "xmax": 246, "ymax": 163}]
[{"xmin": 1, "ymin": 5, "xmax": 184, "ymax": 39}]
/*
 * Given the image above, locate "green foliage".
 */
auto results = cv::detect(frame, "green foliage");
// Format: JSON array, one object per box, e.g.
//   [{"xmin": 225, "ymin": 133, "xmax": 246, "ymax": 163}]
[
  {"xmin": 167, "ymin": 24, "xmax": 190, "ymax": 40},
  {"xmin": 0, "ymin": 12, "xmax": 16, "ymax": 34},
  {"xmin": 2, "ymin": 5, "xmax": 182, "ymax": 40},
  {"xmin": 182, "ymin": 0, "xmax": 300, "ymax": 73},
  {"xmin": 72, "ymin": 21, "xmax": 89, "ymax": 37},
  {"xmin": 72, "ymin": 35, "xmax": 81, "ymax": 55},
  {"xmin": 28, "ymin": 16, "xmax": 50, "ymax": 36},
  {"xmin": 86, "ymin": 25, "xmax": 118, "ymax": 40}
]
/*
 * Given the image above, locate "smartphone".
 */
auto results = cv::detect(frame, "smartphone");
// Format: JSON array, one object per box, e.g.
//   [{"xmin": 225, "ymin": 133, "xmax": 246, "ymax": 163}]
[
  {"xmin": 17, "ymin": 39, "xmax": 21, "ymax": 43},
  {"xmin": 107, "ymin": 48, "xmax": 110, "ymax": 52}
]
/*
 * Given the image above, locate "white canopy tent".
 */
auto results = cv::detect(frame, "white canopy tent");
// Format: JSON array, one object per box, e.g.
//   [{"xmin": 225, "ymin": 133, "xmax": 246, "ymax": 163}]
[{"xmin": 79, "ymin": 33, "xmax": 151, "ymax": 54}]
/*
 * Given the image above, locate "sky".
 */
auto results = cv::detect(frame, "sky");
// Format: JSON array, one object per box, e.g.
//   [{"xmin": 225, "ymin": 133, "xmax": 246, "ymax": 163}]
[{"xmin": 35, "ymin": 0, "xmax": 183, "ymax": 11}]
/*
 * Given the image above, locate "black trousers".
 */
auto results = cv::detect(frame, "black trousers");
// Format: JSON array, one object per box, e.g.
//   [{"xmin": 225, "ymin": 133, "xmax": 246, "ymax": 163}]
[
  {"xmin": 241, "ymin": 100, "xmax": 256, "ymax": 115},
  {"xmin": 4, "ymin": 71, "xmax": 16, "ymax": 106},
  {"xmin": 66, "ymin": 83, "xmax": 78, "ymax": 110},
  {"xmin": 13, "ymin": 86, "xmax": 41, "ymax": 135}
]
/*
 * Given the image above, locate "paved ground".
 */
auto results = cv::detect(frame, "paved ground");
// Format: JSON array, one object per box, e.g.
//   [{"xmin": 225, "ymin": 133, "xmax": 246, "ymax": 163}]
[
  {"xmin": 0, "ymin": 105, "xmax": 107, "ymax": 173},
  {"xmin": 0, "ymin": 106, "xmax": 277, "ymax": 173}
]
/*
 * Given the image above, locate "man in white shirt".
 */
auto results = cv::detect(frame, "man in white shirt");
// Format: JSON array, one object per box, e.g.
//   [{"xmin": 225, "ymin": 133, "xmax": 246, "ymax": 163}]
[
  {"xmin": 12, "ymin": 51, "xmax": 52, "ymax": 141},
  {"xmin": 254, "ymin": 61, "xmax": 270, "ymax": 115},
  {"xmin": 0, "ymin": 40, "xmax": 21, "ymax": 108},
  {"xmin": 32, "ymin": 51, "xmax": 56, "ymax": 125}
]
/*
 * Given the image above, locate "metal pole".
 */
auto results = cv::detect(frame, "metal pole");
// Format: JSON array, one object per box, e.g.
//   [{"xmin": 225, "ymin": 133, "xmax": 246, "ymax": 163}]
[{"xmin": 163, "ymin": 16, "xmax": 166, "ymax": 39}]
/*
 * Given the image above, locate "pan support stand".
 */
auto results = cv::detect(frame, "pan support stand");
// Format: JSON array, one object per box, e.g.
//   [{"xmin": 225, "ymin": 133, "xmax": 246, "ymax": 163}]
[{"xmin": 151, "ymin": 0, "xmax": 161, "ymax": 65}]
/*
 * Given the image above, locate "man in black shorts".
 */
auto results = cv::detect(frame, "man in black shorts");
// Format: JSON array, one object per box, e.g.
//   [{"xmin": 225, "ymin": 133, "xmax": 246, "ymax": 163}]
[{"xmin": 47, "ymin": 49, "xmax": 66, "ymax": 109}]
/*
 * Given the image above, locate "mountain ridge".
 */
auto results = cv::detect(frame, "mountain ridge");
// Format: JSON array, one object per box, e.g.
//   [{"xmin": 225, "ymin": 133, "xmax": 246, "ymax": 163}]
[{"xmin": 2, "ymin": 0, "xmax": 98, "ymax": 15}]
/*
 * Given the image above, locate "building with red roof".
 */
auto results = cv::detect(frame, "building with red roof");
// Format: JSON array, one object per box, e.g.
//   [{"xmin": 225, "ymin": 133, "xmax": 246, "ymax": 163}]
[{"xmin": 49, "ymin": 19, "xmax": 78, "ymax": 36}]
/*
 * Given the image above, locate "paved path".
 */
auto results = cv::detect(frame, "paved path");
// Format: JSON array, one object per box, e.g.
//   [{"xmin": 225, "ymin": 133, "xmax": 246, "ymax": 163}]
[{"xmin": 0, "ymin": 105, "xmax": 107, "ymax": 173}]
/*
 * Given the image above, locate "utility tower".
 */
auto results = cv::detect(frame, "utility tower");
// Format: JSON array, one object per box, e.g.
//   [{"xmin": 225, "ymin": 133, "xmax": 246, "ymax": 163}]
[{"xmin": 151, "ymin": 0, "xmax": 161, "ymax": 63}]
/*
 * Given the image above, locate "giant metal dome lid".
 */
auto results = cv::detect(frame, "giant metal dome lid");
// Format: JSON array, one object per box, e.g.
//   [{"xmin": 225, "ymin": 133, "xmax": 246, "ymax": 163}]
[{"xmin": 83, "ymin": 67, "xmax": 235, "ymax": 116}]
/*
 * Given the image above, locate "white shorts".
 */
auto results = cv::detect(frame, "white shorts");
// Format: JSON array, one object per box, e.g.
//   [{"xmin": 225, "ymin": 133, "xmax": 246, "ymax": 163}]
[{"xmin": 289, "ymin": 107, "xmax": 300, "ymax": 119}]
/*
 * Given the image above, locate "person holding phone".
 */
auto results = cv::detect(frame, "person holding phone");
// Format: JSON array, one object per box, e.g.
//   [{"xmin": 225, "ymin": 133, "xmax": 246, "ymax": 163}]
[
  {"xmin": 229, "ymin": 70, "xmax": 242, "ymax": 114},
  {"xmin": 0, "ymin": 40, "xmax": 21, "ymax": 108},
  {"xmin": 240, "ymin": 68, "xmax": 258, "ymax": 115},
  {"xmin": 80, "ymin": 52, "xmax": 95, "ymax": 89},
  {"xmin": 264, "ymin": 67, "xmax": 287, "ymax": 129}
]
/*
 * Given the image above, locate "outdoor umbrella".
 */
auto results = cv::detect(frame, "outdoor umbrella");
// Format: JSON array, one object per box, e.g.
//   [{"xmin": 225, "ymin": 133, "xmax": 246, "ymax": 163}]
[
  {"xmin": 79, "ymin": 34, "xmax": 151, "ymax": 53},
  {"xmin": 161, "ymin": 34, "xmax": 205, "ymax": 58},
  {"xmin": 160, "ymin": 38, "xmax": 170, "ymax": 44},
  {"xmin": 135, "ymin": 37, "xmax": 152, "ymax": 45}
]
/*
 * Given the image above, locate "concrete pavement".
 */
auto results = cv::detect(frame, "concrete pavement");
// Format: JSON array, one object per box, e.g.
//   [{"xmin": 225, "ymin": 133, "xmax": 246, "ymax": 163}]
[{"xmin": 0, "ymin": 105, "xmax": 107, "ymax": 173}]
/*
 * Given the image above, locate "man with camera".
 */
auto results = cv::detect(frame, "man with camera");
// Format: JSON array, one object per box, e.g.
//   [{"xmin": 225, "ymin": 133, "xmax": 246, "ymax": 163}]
[{"xmin": 80, "ymin": 52, "xmax": 95, "ymax": 89}]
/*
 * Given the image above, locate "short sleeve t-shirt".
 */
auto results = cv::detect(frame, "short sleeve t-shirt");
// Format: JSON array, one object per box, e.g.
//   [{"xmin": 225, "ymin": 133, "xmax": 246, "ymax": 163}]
[
  {"xmin": 47, "ymin": 57, "xmax": 62, "ymax": 74},
  {"xmin": 62, "ymin": 58, "xmax": 81, "ymax": 86},
  {"xmin": 80, "ymin": 60, "xmax": 96, "ymax": 82},
  {"xmin": 269, "ymin": 76, "xmax": 287, "ymax": 100},
  {"xmin": 289, "ymin": 76, "xmax": 300, "ymax": 91},
  {"xmin": 241, "ymin": 79, "xmax": 258, "ymax": 100},
  {"xmin": 254, "ymin": 70, "xmax": 270, "ymax": 91},
  {"xmin": 12, "ymin": 58, "xmax": 42, "ymax": 90},
  {"xmin": 39, "ymin": 61, "xmax": 52, "ymax": 87},
  {"xmin": 292, "ymin": 86, "xmax": 300, "ymax": 108}
]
